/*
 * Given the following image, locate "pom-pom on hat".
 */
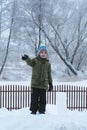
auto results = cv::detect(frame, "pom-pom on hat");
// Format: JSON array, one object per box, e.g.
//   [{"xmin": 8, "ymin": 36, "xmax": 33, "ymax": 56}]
[{"xmin": 37, "ymin": 43, "xmax": 47, "ymax": 55}]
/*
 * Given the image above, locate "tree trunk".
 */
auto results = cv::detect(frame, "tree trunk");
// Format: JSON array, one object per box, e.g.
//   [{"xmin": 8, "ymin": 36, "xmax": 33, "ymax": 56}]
[
  {"xmin": 38, "ymin": 0, "xmax": 43, "ymax": 48},
  {"xmin": 0, "ymin": 17, "xmax": 13, "ymax": 75},
  {"xmin": 51, "ymin": 44, "xmax": 78, "ymax": 75},
  {"xmin": 0, "ymin": 1, "xmax": 14, "ymax": 76}
]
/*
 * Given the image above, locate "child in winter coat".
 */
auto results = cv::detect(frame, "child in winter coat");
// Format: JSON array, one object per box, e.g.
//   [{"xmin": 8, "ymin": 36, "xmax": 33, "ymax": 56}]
[{"xmin": 22, "ymin": 44, "xmax": 53, "ymax": 114}]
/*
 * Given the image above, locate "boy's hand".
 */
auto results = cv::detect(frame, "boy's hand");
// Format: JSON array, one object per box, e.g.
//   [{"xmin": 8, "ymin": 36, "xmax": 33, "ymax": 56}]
[
  {"xmin": 48, "ymin": 83, "xmax": 53, "ymax": 91},
  {"xmin": 22, "ymin": 54, "xmax": 28, "ymax": 60}
]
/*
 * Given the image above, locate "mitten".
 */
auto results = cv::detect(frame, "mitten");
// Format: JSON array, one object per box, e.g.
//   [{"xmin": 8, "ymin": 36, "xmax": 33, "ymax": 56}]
[
  {"xmin": 48, "ymin": 83, "xmax": 53, "ymax": 91},
  {"xmin": 22, "ymin": 54, "xmax": 28, "ymax": 60}
]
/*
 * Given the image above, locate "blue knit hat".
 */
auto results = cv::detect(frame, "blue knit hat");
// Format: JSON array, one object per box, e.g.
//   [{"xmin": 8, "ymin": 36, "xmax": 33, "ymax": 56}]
[{"xmin": 37, "ymin": 43, "xmax": 47, "ymax": 55}]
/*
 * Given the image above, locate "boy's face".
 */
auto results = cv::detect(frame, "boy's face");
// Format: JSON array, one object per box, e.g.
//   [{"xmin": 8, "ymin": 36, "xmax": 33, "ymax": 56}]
[{"xmin": 40, "ymin": 50, "xmax": 47, "ymax": 59}]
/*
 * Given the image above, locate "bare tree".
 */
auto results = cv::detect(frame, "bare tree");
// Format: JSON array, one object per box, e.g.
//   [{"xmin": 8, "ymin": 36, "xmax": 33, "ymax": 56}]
[
  {"xmin": 18, "ymin": 0, "xmax": 49, "ymax": 55},
  {"xmin": 0, "ymin": 0, "xmax": 16, "ymax": 75}
]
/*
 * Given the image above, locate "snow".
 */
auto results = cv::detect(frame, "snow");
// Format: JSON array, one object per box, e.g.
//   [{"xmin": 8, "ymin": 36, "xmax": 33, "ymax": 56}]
[
  {"xmin": 0, "ymin": 80, "xmax": 87, "ymax": 130},
  {"xmin": 0, "ymin": 79, "xmax": 87, "ymax": 87},
  {"xmin": 53, "ymin": 79, "xmax": 87, "ymax": 87},
  {"xmin": 0, "ymin": 105, "xmax": 87, "ymax": 130}
]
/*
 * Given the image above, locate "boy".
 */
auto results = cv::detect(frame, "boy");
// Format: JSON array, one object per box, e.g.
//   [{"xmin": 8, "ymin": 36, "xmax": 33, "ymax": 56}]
[{"xmin": 22, "ymin": 44, "xmax": 53, "ymax": 114}]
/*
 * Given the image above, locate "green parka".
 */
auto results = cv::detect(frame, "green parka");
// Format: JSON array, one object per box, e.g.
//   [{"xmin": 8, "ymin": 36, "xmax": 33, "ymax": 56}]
[{"xmin": 25, "ymin": 56, "xmax": 52, "ymax": 90}]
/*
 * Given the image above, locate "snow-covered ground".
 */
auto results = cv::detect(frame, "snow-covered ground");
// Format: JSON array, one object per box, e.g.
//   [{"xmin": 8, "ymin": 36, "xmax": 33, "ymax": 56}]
[
  {"xmin": 0, "ymin": 80, "xmax": 87, "ymax": 130},
  {"xmin": 0, "ymin": 104, "xmax": 87, "ymax": 130},
  {"xmin": 0, "ymin": 79, "xmax": 87, "ymax": 87}
]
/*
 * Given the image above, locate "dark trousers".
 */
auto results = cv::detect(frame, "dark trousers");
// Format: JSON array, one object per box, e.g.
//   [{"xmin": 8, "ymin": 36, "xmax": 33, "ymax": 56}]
[{"xmin": 30, "ymin": 87, "xmax": 46, "ymax": 113}]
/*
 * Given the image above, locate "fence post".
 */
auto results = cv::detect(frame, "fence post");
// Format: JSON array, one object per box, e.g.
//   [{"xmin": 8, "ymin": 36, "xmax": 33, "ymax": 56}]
[
  {"xmin": 54, "ymin": 86, "xmax": 56, "ymax": 105},
  {"xmin": 0, "ymin": 87, "xmax": 2, "ymax": 108},
  {"xmin": 86, "ymin": 88, "xmax": 87, "ymax": 109},
  {"xmin": 10, "ymin": 85, "xmax": 12, "ymax": 111},
  {"xmin": 83, "ymin": 87, "xmax": 86, "ymax": 109}
]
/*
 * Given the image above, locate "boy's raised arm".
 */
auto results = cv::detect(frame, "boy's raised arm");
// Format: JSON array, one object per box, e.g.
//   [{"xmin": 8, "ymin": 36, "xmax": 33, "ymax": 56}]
[{"xmin": 22, "ymin": 54, "xmax": 36, "ymax": 67}]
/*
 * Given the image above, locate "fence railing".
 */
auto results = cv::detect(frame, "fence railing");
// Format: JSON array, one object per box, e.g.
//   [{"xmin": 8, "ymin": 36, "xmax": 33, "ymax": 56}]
[{"xmin": 0, "ymin": 84, "xmax": 87, "ymax": 111}]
